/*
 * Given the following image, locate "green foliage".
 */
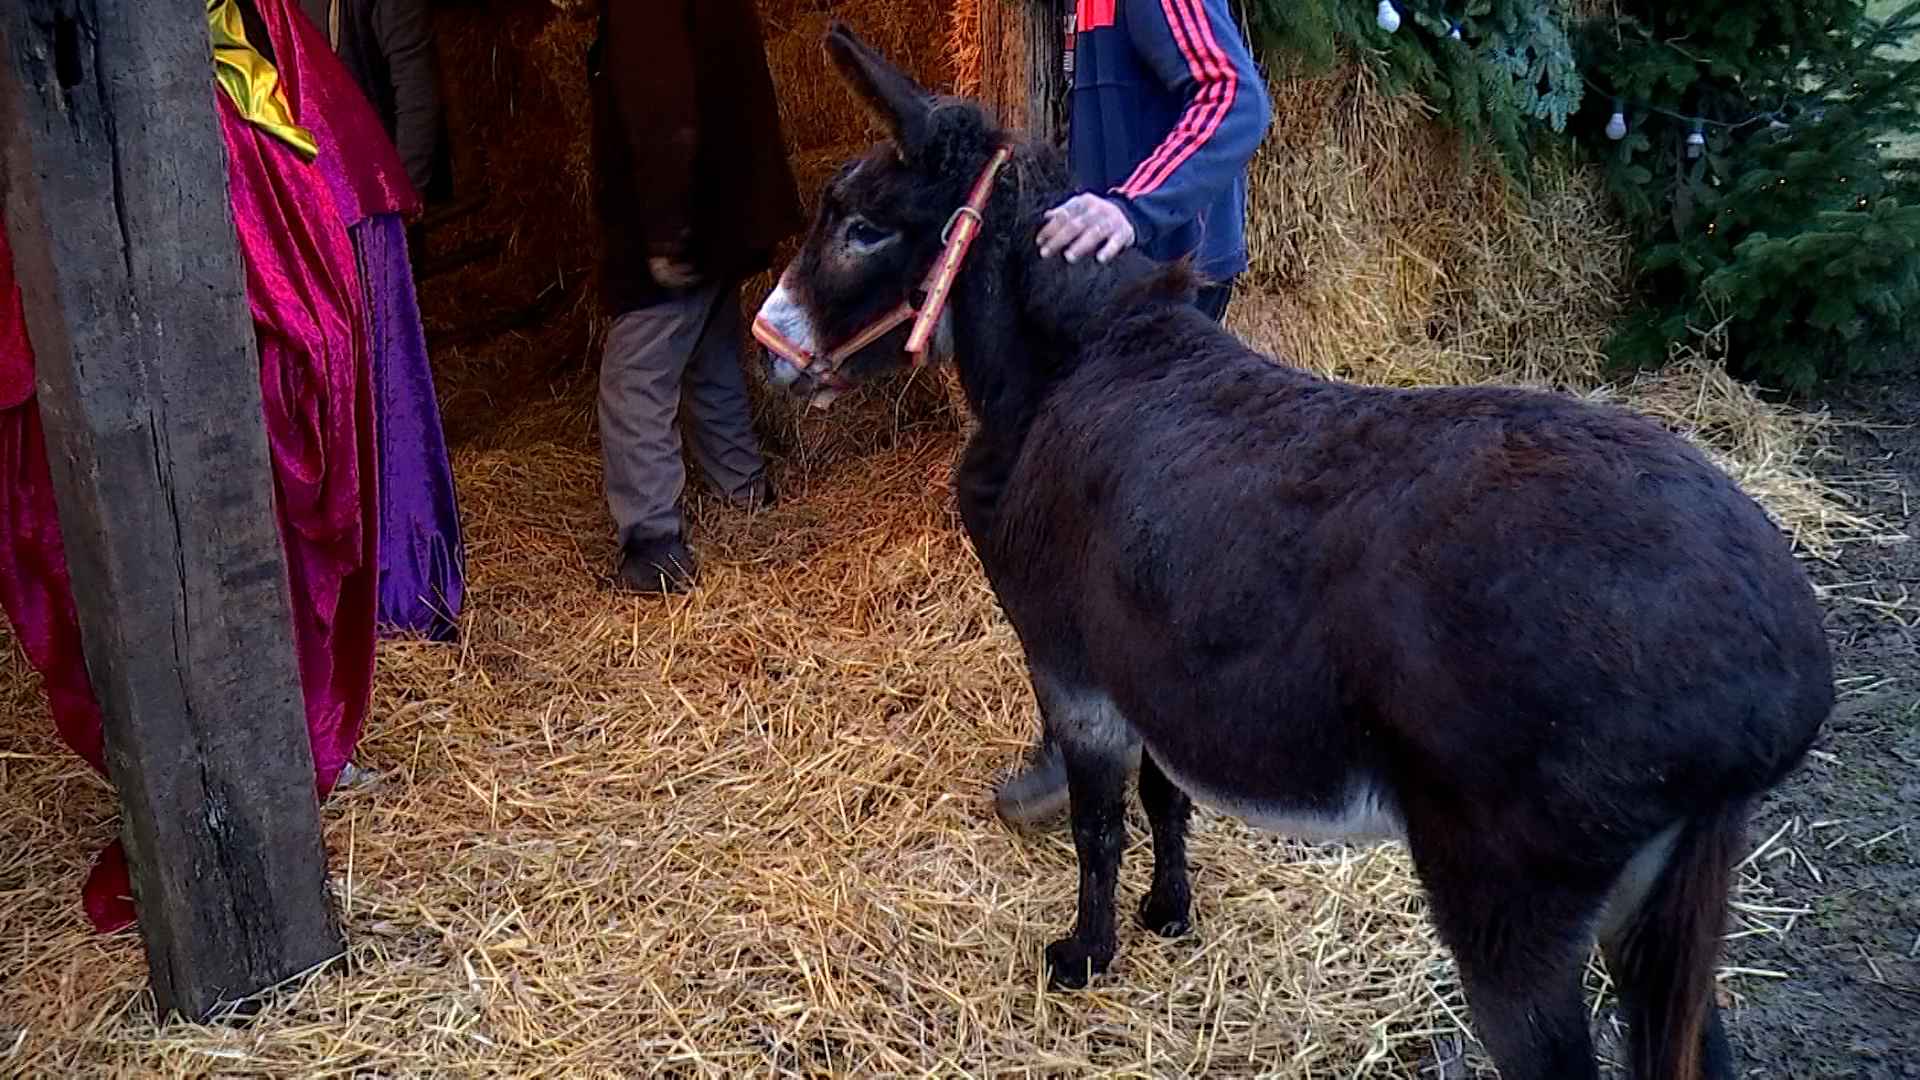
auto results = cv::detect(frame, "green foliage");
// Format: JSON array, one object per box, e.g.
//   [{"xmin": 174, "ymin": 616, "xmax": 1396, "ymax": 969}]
[
  {"xmin": 1234, "ymin": 0, "xmax": 1583, "ymax": 174},
  {"xmin": 1572, "ymin": 0, "xmax": 1920, "ymax": 389},
  {"xmin": 1483, "ymin": 5, "xmax": 1580, "ymax": 131}
]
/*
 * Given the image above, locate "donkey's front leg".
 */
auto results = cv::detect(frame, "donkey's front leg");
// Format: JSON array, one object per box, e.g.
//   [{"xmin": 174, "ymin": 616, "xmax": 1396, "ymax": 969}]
[{"xmin": 1035, "ymin": 680, "xmax": 1134, "ymax": 990}]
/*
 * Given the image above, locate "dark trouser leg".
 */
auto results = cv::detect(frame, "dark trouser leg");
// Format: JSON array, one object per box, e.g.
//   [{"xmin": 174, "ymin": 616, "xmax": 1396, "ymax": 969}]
[
  {"xmin": 599, "ymin": 285, "xmax": 736, "ymax": 593},
  {"xmin": 1194, "ymin": 279, "xmax": 1235, "ymax": 323},
  {"xmin": 678, "ymin": 280, "xmax": 769, "ymax": 507},
  {"xmin": 599, "ymin": 286, "xmax": 723, "ymax": 548}
]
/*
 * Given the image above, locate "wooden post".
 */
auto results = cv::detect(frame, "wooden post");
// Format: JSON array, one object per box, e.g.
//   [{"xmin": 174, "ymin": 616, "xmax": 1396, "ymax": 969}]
[
  {"xmin": 978, "ymin": 0, "xmax": 1069, "ymax": 145},
  {"xmin": 0, "ymin": 0, "xmax": 343, "ymax": 1020}
]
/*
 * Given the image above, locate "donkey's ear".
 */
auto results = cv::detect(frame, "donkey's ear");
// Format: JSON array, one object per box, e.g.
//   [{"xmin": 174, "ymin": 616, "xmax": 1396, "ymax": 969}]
[{"xmin": 825, "ymin": 21, "xmax": 934, "ymax": 156}]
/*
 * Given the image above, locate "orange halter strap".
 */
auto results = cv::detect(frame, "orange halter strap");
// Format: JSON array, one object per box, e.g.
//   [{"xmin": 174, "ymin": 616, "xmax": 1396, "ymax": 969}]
[{"xmin": 752, "ymin": 145, "xmax": 1013, "ymax": 381}]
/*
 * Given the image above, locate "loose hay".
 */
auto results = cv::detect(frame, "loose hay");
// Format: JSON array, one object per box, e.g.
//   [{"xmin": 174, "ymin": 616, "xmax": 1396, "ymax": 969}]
[{"xmin": 0, "ymin": 5, "xmax": 1872, "ymax": 1078}]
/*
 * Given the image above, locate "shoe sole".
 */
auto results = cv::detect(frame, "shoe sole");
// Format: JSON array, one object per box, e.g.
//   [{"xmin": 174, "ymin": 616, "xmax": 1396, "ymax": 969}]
[{"xmin": 994, "ymin": 782, "xmax": 1070, "ymax": 830}]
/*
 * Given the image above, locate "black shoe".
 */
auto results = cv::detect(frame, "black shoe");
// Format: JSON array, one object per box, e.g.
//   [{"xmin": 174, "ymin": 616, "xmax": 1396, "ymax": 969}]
[
  {"xmin": 731, "ymin": 474, "xmax": 778, "ymax": 512},
  {"xmin": 994, "ymin": 739, "xmax": 1070, "ymax": 830},
  {"xmin": 616, "ymin": 534, "xmax": 698, "ymax": 594}
]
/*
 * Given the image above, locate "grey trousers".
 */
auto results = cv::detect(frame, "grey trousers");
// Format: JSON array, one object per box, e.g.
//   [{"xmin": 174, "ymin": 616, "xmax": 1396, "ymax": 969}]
[{"xmin": 599, "ymin": 280, "xmax": 766, "ymax": 546}]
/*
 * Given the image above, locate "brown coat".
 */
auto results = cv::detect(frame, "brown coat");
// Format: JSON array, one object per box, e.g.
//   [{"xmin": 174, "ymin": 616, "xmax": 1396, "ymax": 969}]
[{"xmin": 590, "ymin": 0, "xmax": 804, "ymax": 314}]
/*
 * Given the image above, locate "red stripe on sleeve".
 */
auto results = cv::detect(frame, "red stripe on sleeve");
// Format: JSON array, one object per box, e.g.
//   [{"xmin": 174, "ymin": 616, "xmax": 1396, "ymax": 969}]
[{"xmin": 1116, "ymin": 0, "xmax": 1238, "ymax": 199}]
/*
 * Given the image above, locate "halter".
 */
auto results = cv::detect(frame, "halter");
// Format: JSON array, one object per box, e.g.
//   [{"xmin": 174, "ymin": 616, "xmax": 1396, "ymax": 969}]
[{"xmin": 753, "ymin": 145, "xmax": 1013, "ymax": 383}]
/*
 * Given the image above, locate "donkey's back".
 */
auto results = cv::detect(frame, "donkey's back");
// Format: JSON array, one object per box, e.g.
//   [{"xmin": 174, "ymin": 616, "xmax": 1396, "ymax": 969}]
[{"xmin": 1004, "ymin": 299, "xmax": 1826, "ymax": 817}]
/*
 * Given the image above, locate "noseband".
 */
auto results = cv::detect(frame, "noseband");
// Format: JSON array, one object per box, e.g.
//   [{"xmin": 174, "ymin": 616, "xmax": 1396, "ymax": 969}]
[{"xmin": 753, "ymin": 145, "xmax": 1013, "ymax": 383}]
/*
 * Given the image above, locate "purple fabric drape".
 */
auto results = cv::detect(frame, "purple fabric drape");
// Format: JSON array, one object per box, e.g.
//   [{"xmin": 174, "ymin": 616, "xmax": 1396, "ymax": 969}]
[{"xmin": 352, "ymin": 213, "xmax": 463, "ymax": 640}]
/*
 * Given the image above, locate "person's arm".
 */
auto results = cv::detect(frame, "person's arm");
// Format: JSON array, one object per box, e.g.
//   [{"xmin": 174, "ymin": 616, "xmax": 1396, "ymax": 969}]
[
  {"xmin": 1108, "ymin": 0, "xmax": 1269, "ymax": 249},
  {"xmin": 372, "ymin": 0, "xmax": 442, "ymax": 197},
  {"xmin": 603, "ymin": 0, "xmax": 698, "ymax": 276}
]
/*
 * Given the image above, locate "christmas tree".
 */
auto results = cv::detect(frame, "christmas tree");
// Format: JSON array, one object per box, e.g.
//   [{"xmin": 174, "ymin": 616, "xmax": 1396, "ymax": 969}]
[
  {"xmin": 1237, "ymin": 0, "xmax": 1583, "ymax": 173},
  {"xmin": 1570, "ymin": 0, "xmax": 1920, "ymax": 389}
]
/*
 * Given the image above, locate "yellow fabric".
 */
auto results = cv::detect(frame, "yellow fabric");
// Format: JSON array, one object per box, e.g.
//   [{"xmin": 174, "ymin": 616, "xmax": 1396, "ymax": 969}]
[{"xmin": 208, "ymin": 0, "xmax": 318, "ymax": 160}]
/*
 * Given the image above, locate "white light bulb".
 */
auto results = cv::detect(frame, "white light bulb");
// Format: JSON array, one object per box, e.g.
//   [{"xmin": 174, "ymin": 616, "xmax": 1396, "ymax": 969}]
[
  {"xmin": 1605, "ymin": 111, "xmax": 1627, "ymax": 140},
  {"xmin": 1376, "ymin": 0, "xmax": 1401, "ymax": 32},
  {"xmin": 1686, "ymin": 130, "xmax": 1706, "ymax": 159},
  {"xmin": 1448, "ymin": 23, "xmax": 1462, "ymax": 39}
]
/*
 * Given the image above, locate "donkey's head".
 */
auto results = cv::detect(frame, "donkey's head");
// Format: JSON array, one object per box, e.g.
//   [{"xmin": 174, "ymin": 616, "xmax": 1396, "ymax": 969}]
[{"xmin": 754, "ymin": 23, "xmax": 1010, "ymax": 407}]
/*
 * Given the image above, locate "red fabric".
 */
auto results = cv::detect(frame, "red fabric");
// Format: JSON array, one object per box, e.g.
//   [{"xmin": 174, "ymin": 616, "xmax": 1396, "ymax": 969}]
[
  {"xmin": 254, "ymin": 0, "xmax": 421, "ymax": 224},
  {"xmin": 0, "ymin": 2, "xmax": 391, "ymax": 933},
  {"xmin": 0, "ymin": 231, "xmax": 34, "ymax": 410},
  {"xmin": 1076, "ymin": 0, "xmax": 1117, "ymax": 30},
  {"xmin": 0, "ymin": 229, "xmax": 106, "ymax": 776}
]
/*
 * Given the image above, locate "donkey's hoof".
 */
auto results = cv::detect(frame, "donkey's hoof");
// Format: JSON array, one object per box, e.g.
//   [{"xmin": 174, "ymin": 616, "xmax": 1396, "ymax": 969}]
[
  {"xmin": 1044, "ymin": 937, "xmax": 1110, "ymax": 990},
  {"xmin": 1138, "ymin": 894, "xmax": 1191, "ymax": 939}
]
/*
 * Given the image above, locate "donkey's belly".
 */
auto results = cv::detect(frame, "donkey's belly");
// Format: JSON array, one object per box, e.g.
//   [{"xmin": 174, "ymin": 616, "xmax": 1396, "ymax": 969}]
[{"xmin": 1147, "ymin": 749, "xmax": 1407, "ymax": 845}]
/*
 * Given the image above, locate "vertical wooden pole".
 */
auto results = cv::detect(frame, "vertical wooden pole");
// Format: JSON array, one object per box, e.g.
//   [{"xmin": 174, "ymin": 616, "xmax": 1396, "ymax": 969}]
[
  {"xmin": 0, "ymin": 0, "xmax": 343, "ymax": 1020},
  {"xmin": 979, "ymin": 0, "xmax": 1069, "ymax": 145}
]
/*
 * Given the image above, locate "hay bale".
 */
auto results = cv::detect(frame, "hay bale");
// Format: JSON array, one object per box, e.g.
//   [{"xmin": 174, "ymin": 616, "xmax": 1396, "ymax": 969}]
[
  {"xmin": 763, "ymin": 3, "xmax": 954, "ymax": 154},
  {"xmin": 415, "ymin": 0, "xmax": 603, "ymax": 442}
]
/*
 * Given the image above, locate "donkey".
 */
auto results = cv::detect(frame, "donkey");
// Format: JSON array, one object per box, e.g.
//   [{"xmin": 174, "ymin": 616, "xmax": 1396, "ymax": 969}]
[{"xmin": 754, "ymin": 24, "xmax": 1832, "ymax": 1080}]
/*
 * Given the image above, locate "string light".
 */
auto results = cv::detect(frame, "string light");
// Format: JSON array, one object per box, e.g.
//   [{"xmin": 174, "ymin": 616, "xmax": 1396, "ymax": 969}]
[
  {"xmin": 1605, "ymin": 103, "xmax": 1628, "ymax": 140},
  {"xmin": 1857, "ymin": 195, "xmax": 1871, "ymax": 209},
  {"xmin": 1376, "ymin": 0, "xmax": 1401, "ymax": 33},
  {"xmin": 1580, "ymin": 75, "xmax": 1793, "ymax": 133},
  {"xmin": 1447, "ymin": 21, "xmax": 1462, "ymax": 40},
  {"xmin": 1686, "ymin": 122, "xmax": 1706, "ymax": 159}
]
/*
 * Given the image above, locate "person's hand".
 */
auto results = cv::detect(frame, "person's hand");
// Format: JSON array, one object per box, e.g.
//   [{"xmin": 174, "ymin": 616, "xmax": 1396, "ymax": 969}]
[
  {"xmin": 649, "ymin": 234, "xmax": 702, "ymax": 289},
  {"xmin": 649, "ymin": 255, "xmax": 701, "ymax": 289},
  {"xmin": 1036, "ymin": 193, "xmax": 1137, "ymax": 264}
]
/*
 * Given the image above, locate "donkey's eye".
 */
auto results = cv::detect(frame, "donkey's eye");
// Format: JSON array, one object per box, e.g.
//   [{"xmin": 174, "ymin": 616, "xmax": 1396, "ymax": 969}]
[{"xmin": 844, "ymin": 218, "xmax": 894, "ymax": 248}]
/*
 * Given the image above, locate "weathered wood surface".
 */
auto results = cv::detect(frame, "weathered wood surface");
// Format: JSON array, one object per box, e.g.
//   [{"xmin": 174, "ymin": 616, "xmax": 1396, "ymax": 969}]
[
  {"xmin": 979, "ymin": 0, "xmax": 1069, "ymax": 144},
  {"xmin": 0, "ymin": 0, "xmax": 343, "ymax": 1020}
]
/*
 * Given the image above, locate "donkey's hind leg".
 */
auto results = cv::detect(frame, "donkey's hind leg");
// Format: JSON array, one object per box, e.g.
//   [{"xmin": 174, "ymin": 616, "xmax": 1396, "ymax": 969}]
[
  {"xmin": 1412, "ymin": 829, "xmax": 1605, "ymax": 1080},
  {"xmin": 1137, "ymin": 752, "xmax": 1194, "ymax": 938},
  {"xmin": 1035, "ymin": 678, "xmax": 1135, "ymax": 990}
]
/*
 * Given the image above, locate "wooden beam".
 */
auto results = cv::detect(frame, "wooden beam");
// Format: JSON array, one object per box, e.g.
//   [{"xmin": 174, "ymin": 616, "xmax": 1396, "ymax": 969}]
[
  {"xmin": 0, "ymin": 0, "xmax": 343, "ymax": 1020},
  {"xmin": 978, "ymin": 0, "xmax": 1069, "ymax": 144}
]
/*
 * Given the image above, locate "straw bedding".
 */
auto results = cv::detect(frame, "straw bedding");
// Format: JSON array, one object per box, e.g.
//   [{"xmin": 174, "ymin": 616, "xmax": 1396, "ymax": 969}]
[{"xmin": 0, "ymin": 2, "xmax": 1869, "ymax": 1076}]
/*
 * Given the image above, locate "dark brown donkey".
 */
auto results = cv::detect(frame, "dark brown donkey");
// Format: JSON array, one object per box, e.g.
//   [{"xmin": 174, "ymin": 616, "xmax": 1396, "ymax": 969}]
[{"xmin": 754, "ymin": 24, "xmax": 1832, "ymax": 1080}]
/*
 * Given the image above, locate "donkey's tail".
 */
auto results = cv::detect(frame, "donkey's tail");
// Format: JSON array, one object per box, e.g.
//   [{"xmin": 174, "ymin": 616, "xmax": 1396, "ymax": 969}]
[{"xmin": 1605, "ymin": 802, "xmax": 1746, "ymax": 1080}]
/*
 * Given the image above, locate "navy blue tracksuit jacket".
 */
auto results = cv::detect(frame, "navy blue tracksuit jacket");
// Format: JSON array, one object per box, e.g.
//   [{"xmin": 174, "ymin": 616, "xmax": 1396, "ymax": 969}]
[{"xmin": 1066, "ymin": 0, "xmax": 1270, "ymax": 282}]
